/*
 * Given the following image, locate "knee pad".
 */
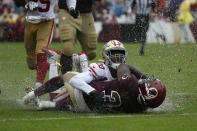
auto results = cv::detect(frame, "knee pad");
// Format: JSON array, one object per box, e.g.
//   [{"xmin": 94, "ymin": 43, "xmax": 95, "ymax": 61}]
[
  {"xmin": 26, "ymin": 56, "xmax": 37, "ymax": 70},
  {"xmin": 61, "ymin": 40, "xmax": 74, "ymax": 56},
  {"xmin": 88, "ymin": 34, "xmax": 97, "ymax": 48},
  {"xmin": 81, "ymin": 33, "xmax": 97, "ymax": 60}
]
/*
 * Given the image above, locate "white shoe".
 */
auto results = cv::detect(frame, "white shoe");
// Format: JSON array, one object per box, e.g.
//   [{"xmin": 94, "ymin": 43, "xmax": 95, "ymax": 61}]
[
  {"xmin": 79, "ymin": 52, "xmax": 88, "ymax": 72},
  {"xmin": 37, "ymin": 100, "xmax": 56, "ymax": 110},
  {"xmin": 35, "ymin": 82, "xmax": 42, "ymax": 89},
  {"xmin": 22, "ymin": 91, "xmax": 38, "ymax": 105},
  {"xmin": 72, "ymin": 52, "xmax": 88, "ymax": 73},
  {"xmin": 72, "ymin": 54, "xmax": 81, "ymax": 72},
  {"xmin": 42, "ymin": 47, "xmax": 61, "ymax": 63}
]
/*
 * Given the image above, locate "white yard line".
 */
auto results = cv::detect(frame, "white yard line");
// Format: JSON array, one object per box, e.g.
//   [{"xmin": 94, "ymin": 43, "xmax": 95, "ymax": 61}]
[
  {"xmin": 1, "ymin": 113, "xmax": 197, "ymax": 122},
  {"xmin": 0, "ymin": 115, "xmax": 137, "ymax": 122}
]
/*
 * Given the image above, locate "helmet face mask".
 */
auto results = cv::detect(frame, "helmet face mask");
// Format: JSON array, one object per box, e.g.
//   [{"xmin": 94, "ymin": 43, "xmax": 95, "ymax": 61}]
[
  {"xmin": 103, "ymin": 40, "xmax": 127, "ymax": 70},
  {"xmin": 138, "ymin": 77, "xmax": 166, "ymax": 108}
]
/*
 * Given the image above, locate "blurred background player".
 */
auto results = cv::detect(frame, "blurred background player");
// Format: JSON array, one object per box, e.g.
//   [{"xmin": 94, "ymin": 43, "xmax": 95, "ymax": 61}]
[
  {"xmin": 14, "ymin": 0, "xmax": 77, "ymax": 89},
  {"xmin": 177, "ymin": 0, "xmax": 196, "ymax": 43},
  {"xmin": 58, "ymin": 0, "xmax": 98, "ymax": 75},
  {"xmin": 22, "ymin": 40, "xmax": 166, "ymax": 112},
  {"xmin": 131, "ymin": 0, "xmax": 157, "ymax": 55}
]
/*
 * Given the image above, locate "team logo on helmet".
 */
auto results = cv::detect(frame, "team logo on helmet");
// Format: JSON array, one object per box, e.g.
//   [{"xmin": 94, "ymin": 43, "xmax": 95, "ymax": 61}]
[
  {"xmin": 138, "ymin": 76, "xmax": 166, "ymax": 108},
  {"xmin": 144, "ymin": 87, "xmax": 158, "ymax": 100}
]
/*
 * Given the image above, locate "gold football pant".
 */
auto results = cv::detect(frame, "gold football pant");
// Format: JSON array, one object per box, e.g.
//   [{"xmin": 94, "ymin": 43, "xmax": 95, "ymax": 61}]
[
  {"xmin": 59, "ymin": 10, "xmax": 97, "ymax": 60},
  {"xmin": 24, "ymin": 19, "xmax": 55, "ymax": 69}
]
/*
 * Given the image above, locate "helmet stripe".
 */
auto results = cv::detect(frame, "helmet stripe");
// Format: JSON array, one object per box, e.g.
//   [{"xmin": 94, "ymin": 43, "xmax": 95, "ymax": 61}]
[
  {"xmin": 117, "ymin": 41, "xmax": 121, "ymax": 46},
  {"xmin": 112, "ymin": 40, "xmax": 116, "ymax": 46}
]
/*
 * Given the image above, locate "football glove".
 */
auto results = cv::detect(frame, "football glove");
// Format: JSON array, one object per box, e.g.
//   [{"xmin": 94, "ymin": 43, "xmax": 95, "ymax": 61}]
[
  {"xmin": 88, "ymin": 90, "xmax": 104, "ymax": 112},
  {"xmin": 25, "ymin": 1, "xmax": 38, "ymax": 11},
  {"xmin": 69, "ymin": 8, "xmax": 80, "ymax": 19}
]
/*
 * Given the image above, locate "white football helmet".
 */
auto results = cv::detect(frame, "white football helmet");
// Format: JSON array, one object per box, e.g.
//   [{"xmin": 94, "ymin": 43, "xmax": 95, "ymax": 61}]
[{"xmin": 102, "ymin": 40, "xmax": 127, "ymax": 70}]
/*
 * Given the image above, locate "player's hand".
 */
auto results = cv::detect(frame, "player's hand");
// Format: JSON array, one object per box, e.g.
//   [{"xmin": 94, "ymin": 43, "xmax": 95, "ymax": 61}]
[
  {"xmin": 69, "ymin": 8, "xmax": 80, "ymax": 19},
  {"xmin": 25, "ymin": 1, "xmax": 38, "ymax": 11}
]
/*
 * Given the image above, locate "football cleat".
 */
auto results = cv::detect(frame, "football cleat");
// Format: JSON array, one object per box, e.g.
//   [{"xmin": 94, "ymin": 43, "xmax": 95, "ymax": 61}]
[
  {"xmin": 22, "ymin": 91, "xmax": 39, "ymax": 105},
  {"xmin": 72, "ymin": 53, "xmax": 80, "ymax": 72},
  {"xmin": 42, "ymin": 47, "xmax": 61, "ymax": 63},
  {"xmin": 37, "ymin": 100, "xmax": 56, "ymax": 110},
  {"xmin": 79, "ymin": 52, "xmax": 88, "ymax": 72},
  {"xmin": 35, "ymin": 82, "xmax": 42, "ymax": 89},
  {"xmin": 72, "ymin": 52, "xmax": 88, "ymax": 73}
]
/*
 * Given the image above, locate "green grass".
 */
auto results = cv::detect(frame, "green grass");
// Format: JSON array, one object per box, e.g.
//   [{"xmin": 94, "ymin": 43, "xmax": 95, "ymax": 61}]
[{"xmin": 0, "ymin": 42, "xmax": 197, "ymax": 131}]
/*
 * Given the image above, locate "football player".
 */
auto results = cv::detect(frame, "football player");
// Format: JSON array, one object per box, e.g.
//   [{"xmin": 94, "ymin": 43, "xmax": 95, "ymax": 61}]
[
  {"xmin": 14, "ymin": 0, "xmax": 77, "ymax": 89},
  {"xmin": 22, "ymin": 40, "xmax": 166, "ymax": 113},
  {"xmin": 58, "ymin": 0, "xmax": 98, "ymax": 76}
]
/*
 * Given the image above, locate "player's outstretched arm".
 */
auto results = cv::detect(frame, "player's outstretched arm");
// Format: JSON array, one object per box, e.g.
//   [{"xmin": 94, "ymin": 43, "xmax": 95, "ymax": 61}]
[
  {"xmin": 118, "ymin": 64, "xmax": 147, "ymax": 80},
  {"xmin": 128, "ymin": 64, "xmax": 147, "ymax": 79}
]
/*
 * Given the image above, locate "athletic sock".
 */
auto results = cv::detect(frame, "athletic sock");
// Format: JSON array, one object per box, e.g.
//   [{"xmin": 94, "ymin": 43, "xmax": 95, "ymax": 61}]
[
  {"xmin": 60, "ymin": 54, "xmax": 72, "ymax": 75},
  {"xmin": 48, "ymin": 60, "xmax": 61, "ymax": 100},
  {"xmin": 49, "ymin": 61, "xmax": 58, "ymax": 79},
  {"xmin": 36, "ymin": 53, "xmax": 49, "ymax": 84}
]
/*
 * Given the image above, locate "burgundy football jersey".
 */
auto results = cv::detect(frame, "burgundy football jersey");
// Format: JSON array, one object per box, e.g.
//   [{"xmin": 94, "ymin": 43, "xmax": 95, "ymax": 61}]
[{"xmin": 83, "ymin": 74, "xmax": 147, "ymax": 113}]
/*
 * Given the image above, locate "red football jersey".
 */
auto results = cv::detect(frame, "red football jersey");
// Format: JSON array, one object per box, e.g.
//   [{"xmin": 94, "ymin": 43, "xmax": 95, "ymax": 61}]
[{"xmin": 84, "ymin": 74, "xmax": 147, "ymax": 113}]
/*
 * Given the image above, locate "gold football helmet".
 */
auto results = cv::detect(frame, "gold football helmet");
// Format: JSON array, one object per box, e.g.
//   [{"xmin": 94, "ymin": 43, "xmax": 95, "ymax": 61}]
[{"xmin": 102, "ymin": 40, "xmax": 127, "ymax": 69}]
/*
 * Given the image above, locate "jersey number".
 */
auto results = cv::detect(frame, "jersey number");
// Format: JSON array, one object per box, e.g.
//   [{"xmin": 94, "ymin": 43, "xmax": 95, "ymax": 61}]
[
  {"xmin": 101, "ymin": 90, "xmax": 121, "ymax": 107},
  {"xmin": 33, "ymin": 0, "xmax": 50, "ymax": 12},
  {"xmin": 96, "ymin": 63, "xmax": 105, "ymax": 70}
]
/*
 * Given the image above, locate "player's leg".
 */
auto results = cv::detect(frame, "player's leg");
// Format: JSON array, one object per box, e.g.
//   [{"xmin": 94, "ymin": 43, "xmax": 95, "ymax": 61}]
[
  {"xmin": 63, "ymin": 72, "xmax": 91, "ymax": 112},
  {"xmin": 23, "ymin": 75, "xmax": 64, "ymax": 104},
  {"xmin": 64, "ymin": 71, "xmax": 104, "ymax": 111},
  {"xmin": 24, "ymin": 21, "xmax": 37, "ymax": 70},
  {"xmin": 35, "ymin": 19, "xmax": 55, "ymax": 88},
  {"xmin": 42, "ymin": 47, "xmax": 61, "ymax": 79},
  {"xmin": 77, "ymin": 13, "xmax": 97, "ymax": 61},
  {"xmin": 42, "ymin": 47, "xmax": 62, "ymax": 100},
  {"xmin": 52, "ymin": 88, "xmax": 73, "ymax": 110},
  {"xmin": 59, "ymin": 10, "xmax": 77, "ymax": 74},
  {"xmin": 140, "ymin": 16, "xmax": 150, "ymax": 56},
  {"xmin": 34, "ymin": 72, "xmax": 79, "ymax": 110}
]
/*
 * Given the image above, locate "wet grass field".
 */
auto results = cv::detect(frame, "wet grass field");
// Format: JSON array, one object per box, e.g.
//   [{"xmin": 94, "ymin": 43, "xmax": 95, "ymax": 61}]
[{"xmin": 0, "ymin": 42, "xmax": 197, "ymax": 131}]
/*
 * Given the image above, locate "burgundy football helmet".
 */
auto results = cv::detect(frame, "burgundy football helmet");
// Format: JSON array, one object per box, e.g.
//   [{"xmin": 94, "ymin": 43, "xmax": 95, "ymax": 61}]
[{"xmin": 138, "ymin": 76, "xmax": 166, "ymax": 108}]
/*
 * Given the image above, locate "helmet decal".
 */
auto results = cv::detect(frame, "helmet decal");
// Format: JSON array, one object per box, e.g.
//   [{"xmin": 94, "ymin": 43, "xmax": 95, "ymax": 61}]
[
  {"xmin": 138, "ymin": 77, "xmax": 166, "ymax": 108},
  {"xmin": 145, "ymin": 87, "xmax": 158, "ymax": 100}
]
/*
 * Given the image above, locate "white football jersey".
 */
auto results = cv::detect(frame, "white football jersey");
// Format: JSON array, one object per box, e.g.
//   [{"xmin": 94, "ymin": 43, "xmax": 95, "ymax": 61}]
[
  {"xmin": 69, "ymin": 63, "xmax": 115, "ymax": 94},
  {"xmin": 26, "ymin": 0, "xmax": 56, "ymax": 23},
  {"xmin": 88, "ymin": 63, "xmax": 114, "ymax": 81}
]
